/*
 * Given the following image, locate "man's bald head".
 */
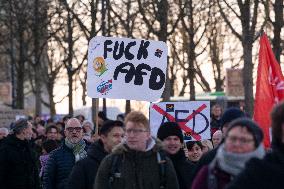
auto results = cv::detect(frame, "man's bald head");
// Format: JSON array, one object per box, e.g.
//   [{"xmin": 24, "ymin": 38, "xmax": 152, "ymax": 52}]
[
  {"xmin": 212, "ymin": 130, "xmax": 223, "ymax": 148},
  {"xmin": 65, "ymin": 118, "xmax": 82, "ymax": 129},
  {"xmin": 0, "ymin": 127, "xmax": 9, "ymax": 139},
  {"xmin": 64, "ymin": 118, "xmax": 83, "ymax": 144}
]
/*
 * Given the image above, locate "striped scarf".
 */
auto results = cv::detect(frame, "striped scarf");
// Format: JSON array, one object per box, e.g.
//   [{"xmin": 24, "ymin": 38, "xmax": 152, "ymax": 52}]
[{"xmin": 65, "ymin": 138, "xmax": 87, "ymax": 162}]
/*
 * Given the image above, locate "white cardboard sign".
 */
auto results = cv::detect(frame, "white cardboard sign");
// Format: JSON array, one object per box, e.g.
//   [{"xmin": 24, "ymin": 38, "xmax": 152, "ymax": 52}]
[
  {"xmin": 150, "ymin": 101, "xmax": 211, "ymax": 141},
  {"xmin": 87, "ymin": 36, "xmax": 168, "ymax": 102}
]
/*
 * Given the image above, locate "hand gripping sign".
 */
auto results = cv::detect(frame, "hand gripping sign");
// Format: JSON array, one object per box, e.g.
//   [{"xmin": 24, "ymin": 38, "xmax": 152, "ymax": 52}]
[
  {"xmin": 87, "ymin": 36, "xmax": 168, "ymax": 102},
  {"xmin": 150, "ymin": 101, "xmax": 211, "ymax": 141}
]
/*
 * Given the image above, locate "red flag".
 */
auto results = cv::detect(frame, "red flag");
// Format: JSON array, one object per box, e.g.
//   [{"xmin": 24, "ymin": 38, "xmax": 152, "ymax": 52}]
[{"xmin": 254, "ymin": 33, "xmax": 284, "ymax": 148}]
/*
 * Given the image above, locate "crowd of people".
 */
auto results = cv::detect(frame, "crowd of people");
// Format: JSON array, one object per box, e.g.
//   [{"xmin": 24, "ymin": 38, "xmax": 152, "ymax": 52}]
[{"xmin": 0, "ymin": 102, "xmax": 284, "ymax": 189}]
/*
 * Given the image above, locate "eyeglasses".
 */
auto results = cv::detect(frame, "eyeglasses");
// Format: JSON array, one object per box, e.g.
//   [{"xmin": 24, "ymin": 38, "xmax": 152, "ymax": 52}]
[
  {"xmin": 226, "ymin": 135, "xmax": 254, "ymax": 145},
  {"xmin": 125, "ymin": 128, "xmax": 148, "ymax": 135},
  {"xmin": 66, "ymin": 127, "xmax": 82, "ymax": 132}
]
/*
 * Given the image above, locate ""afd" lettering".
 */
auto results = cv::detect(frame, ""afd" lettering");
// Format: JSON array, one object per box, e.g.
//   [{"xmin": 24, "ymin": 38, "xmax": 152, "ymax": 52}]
[{"xmin": 113, "ymin": 62, "xmax": 165, "ymax": 90}]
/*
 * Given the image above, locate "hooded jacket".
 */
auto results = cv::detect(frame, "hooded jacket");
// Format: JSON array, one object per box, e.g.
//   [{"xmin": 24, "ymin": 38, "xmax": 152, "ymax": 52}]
[
  {"xmin": 0, "ymin": 134, "xmax": 40, "ymax": 189},
  {"xmin": 94, "ymin": 138, "xmax": 179, "ymax": 189},
  {"xmin": 67, "ymin": 139, "xmax": 108, "ymax": 189}
]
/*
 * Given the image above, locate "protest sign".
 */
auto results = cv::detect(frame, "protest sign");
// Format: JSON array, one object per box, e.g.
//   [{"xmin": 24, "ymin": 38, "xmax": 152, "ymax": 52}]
[
  {"xmin": 150, "ymin": 101, "xmax": 211, "ymax": 141},
  {"xmin": 0, "ymin": 109, "xmax": 25, "ymax": 128},
  {"xmin": 87, "ymin": 36, "xmax": 168, "ymax": 102}
]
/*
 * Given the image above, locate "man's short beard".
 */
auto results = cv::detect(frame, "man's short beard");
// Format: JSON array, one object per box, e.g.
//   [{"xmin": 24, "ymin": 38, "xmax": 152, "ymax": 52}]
[{"xmin": 68, "ymin": 137, "xmax": 81, "ymax": 144}]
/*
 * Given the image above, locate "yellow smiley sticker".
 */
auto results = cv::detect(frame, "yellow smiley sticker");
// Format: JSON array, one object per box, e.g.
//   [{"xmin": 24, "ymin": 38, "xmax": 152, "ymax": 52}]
[{"xmin": 93, "ymin": 57, "xmax": 108, "ymax": 76}]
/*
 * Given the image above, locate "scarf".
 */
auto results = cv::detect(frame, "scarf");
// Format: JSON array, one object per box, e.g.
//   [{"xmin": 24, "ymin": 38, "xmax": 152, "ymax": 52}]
[
  {"xmin": 211, "ymin": 143, "xmax": 265, "ymax": 176},
  {"xmin": 65, "ymin": 138, "xmax": 87, "ymax": 162},
  {"xmin": 39, "ymin": 154, "xmax": 49, "ymax": 177}
]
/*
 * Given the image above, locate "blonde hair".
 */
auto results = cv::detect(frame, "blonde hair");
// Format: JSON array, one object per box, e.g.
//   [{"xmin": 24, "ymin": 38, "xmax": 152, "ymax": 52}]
[
  {"xmin": 201, "ymin": 140, "xmax": 213, "ymax": 151},
  {"xmin": 125, "ymin": 111, "xmax": 149, "ymax": 131}
]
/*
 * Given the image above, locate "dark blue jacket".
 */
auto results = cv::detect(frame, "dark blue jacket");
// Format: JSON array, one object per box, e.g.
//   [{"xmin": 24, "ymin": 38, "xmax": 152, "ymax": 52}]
[{"xmin": 43, "ymin": 141, "xmax": 88, "ymax": 189}]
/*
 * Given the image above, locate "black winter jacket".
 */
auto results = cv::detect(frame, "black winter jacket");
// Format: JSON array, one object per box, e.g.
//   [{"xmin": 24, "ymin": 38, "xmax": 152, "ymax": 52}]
[
  {"xmin": 0, "ymin": 134, "xmax": 40, "ymax": 189},
  {"xmin": 226, "ymin": 144, "xmax": 284, "ymax": 189},
  {"xmin": 67, "ymin": 139, "xmax": 108, "ymax": 189},
  {"xmin": 168, "ymin": 149, "xmax": 195, "ymax": 189},
  {"xmin": 42, "ymin": 141, "xmax": 88, "ymax": 189}
]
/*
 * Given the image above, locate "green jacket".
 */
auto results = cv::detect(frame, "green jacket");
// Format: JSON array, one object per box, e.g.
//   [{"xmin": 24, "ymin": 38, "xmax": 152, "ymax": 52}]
[{"xmin": 94, "ymin": 138, "xmax": 179, "ymax": 189}]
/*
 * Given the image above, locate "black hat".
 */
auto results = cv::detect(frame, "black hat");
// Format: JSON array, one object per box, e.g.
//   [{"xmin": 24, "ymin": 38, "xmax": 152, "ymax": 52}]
[
  {"xmin": 42, "ymin": 140, "xmax": 59, "ymax": 153},
  {"xmin": 220, "ymin": 107, "xmax": 246, "ymax": 129},
  {"xmin": 157, "ymin": 122, "xmax": 183, "ymax": 143},
  {"xmin": 226, "ymin": 118, "xmax": 264, "ymax": 147},
  {"xmin": 99, "ymin": 120, "xmax": 124, "ymax": 135},
  {"xmin": 98, "ymin": 111, "xmax": 109, "ymax": 121},
  {"xmin": 11, "ymin": 118, "xmax": 29, "ymax": 133}
]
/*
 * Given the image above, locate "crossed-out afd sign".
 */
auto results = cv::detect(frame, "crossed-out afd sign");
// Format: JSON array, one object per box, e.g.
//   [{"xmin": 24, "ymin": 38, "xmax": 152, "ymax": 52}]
[
  {"xmin": 150, "ymin": 101, "xmax": 211, "ymax": 141},
  {"xmin": 87, "ymin": 36, "xmax": 168, "ymax": 102}
]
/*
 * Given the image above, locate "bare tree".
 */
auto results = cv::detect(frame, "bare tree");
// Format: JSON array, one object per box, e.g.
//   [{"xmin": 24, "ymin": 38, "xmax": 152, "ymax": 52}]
[
  {"xmin": 54, "ymin": 1, "xmax": 85, "ymax": 115},
  {"xmin": 1, "ymin": 0, "xmax": 34, "ymax": 109},
  {"xmin": 109, "ymin": 0, "xmax": 139, "ymax": 114},
  {"xmin": 180, "ymin": 0, "xmax": 211, "ymax": 100},
  {"xmin": 264, "ymin": 0, "xmax": 284, "ymax": 62},
  {"xmin": 217, "ymin": 0, "xmax": 266, "ymax": 116},
  {"xmin": 207, "ymin": 1, "xmax": 225, "ymax": 91},
  {"xmin": 137, "ymin": 0, "xmax": 182, "ymax": 101}
]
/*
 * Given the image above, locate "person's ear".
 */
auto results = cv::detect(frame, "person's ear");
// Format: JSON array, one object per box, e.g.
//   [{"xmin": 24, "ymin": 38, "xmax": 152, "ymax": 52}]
[{"xmin": 100, "ymin": 134, "xmax": 106, "ymax": 144}]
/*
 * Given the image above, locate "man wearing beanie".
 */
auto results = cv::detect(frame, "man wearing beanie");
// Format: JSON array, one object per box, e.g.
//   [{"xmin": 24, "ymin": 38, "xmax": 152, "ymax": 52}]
[
  {"xmin": 190, "ymin": 107, "xmax": 246, "ymax": 187},
  {"xmin": 227, "ymin": 102, "xmax": 284, "ymax": 189},
  {"xmin": 157, "ymin": 122, "xmax": 195, "ymax": 189},
  {"xmin": 0, "ymin": 118, "xmax": 40, "ymax": 189}
]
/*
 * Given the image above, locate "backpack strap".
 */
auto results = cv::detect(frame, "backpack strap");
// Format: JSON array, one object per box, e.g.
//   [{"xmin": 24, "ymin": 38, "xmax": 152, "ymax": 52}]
[
  {"xmin": 157, "ymin": 151, "xmax": 167, "ymax": 189},
  {"xmin": 108, "ymin": 154, "xmax": 122, "ymax": 189}
]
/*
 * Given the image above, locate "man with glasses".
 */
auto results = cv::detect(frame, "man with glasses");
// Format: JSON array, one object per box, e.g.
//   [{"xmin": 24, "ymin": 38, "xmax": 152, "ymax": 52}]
[
  {"xmin": 94, "ymin": 111, "xmax": 179, "ymax": 189},
  {"xmin": 43, "ymin": 118, "xmax": 88, "ymax": 189},
  {"xmin": 0, "ymin": 118, "xmax": 40, "ymax": 189},
  {"xmin": 67, "ymin": 120, "xmax": 124, "ymax": 189}
]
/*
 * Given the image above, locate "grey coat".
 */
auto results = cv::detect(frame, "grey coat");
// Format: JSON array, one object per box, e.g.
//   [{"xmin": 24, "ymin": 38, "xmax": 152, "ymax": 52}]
[{"xmin": 94, "ymin": 139, "xmax": 179, "ymax": 189}]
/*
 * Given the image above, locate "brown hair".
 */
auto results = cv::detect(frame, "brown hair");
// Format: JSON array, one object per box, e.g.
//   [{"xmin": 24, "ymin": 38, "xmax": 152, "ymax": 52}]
[
  {"xmin": 125, "ymin": 111, "xmax": 149, "ymax": 131},
  {"xmin": 271, "ymin": 102, "xmax": 284, "ymax": 145},
  {"xmin": 212, "ymin": 104, "xmax": 222, "ymax": 113}
]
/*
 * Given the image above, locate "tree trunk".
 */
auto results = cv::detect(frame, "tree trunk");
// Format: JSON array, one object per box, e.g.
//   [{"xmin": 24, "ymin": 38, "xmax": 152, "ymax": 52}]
[
  {"xmin": 125, "ymin": 100, "xmax": 131, "ymax": 115},
  {"xmin": 272, "ymin": 0, "xmax": 283, "ymax": 62},
  {"xmin": 82, "ymin": 74, "xmax": 87, "ymax": 106},
  {"xmin": 242, "ymin": 41, "xmax": 254, "ymax": 117},
  {"xmin": 187, "ymin": 0, "xmax": 195, "ymax": 100},
  {"xmin": 49, "ymin": 85, "xmax": 56, "ymax": 116},
  {"xmin": 101, "ymin": 0, "xmax": 107, "ymax": 115},
  {"xmin": 158, "ymin": 0, "xmax": 171, "ymax": 101},
  {"xmin": 16, "ymin": 28, "xmax": 25, "ymax": 109},
  {"xmin": 67, "ymin": 10, "xmax": 74, "ymax": 116},
  {"xmin": 33, "ymin": 0, "xmax": 42, "ymax": 115},
  {"xmin": 35, "ymin": 72, "xmax": 42, "ymax": 115},
  {"xmin": 68, "ymin": 73, "xmax": 73, "ymax": 116}
]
